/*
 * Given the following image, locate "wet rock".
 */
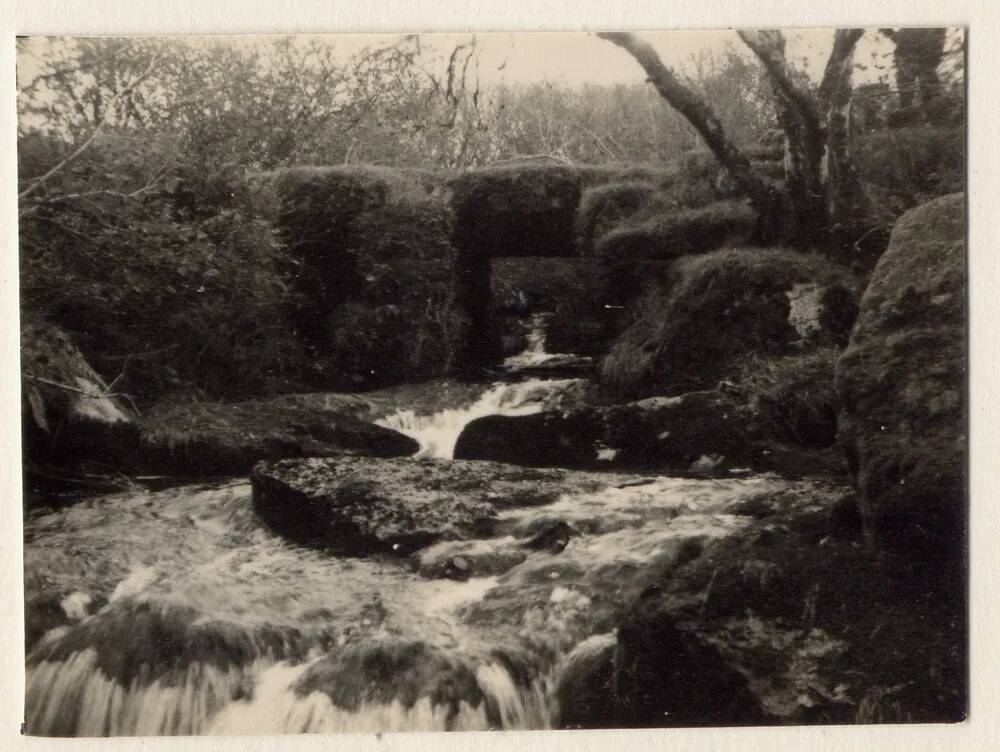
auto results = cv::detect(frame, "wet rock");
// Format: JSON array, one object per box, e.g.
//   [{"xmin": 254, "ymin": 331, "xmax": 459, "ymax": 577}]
[
  {"xmin": 836, "ymin": 193, "xmax": 966, "ymax": 555},
  {"xmin": 295, "ymin": 641, "xmax": 485, "ymax": 722},
  {"xmin": 414, "ymin": 538, "xmax": 528, "ymax": 580},
  {"xmin": 24, "ymin": 594, "xmax": 70, "ymax": 651},
  {"xmin": 750, "ymin": 442, "xmax": 847, "ymax": 479},
  {"xmin": 612, "ymin": 591, "xmax": 772, "ymax": 727},
  {"xmin": 553, "ymin": 633, "xmax": 618, "ymax": 728},
  {"xmin": 828, "ymin": 494, "xmax": 864, "ymax": 541},
  {"xmin": 138, "ymin": 398, "xmax": 418, "ymax": 476},
  {"xmin": 28, "ymin": 598, "xmax": 303, "ymax": 687},
  {"xmin": 251, "ymin": 457, "xmax": 590, "ymax": 555},
  {"xmin": 556, "ymin": 592, "xmax": 771, "ymax": 728},
  {"xmin": 522, "ymin": 521, "xmax": 575, "ymax": 553},
  {"xmin": 454, "ymin": 390, "xmax": 750, "ymax": 471},
  {"xmin": 21, "ymin": 319, "xmax": 139, "ymax": 471},
  {"xmin": 25, "ymin": 597, "xmax": 304, "ymax": 736},
  {"xmin": 454, "ymin": 410, "xmax": 600, "ymax": 467}
]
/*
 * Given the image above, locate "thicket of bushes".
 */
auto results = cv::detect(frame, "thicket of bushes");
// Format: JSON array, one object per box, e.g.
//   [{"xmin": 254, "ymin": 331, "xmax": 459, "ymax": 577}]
[
  {"xmin": 19, "ymin": 124, "xmax": 962, "ymax": 406},
  {"xmin": 856, "ymin": 125, "xmax": 965, "ymax": 221},
  {"xmin": 19, "ymin": 134, "xmax": 305, "ymax": 404}
]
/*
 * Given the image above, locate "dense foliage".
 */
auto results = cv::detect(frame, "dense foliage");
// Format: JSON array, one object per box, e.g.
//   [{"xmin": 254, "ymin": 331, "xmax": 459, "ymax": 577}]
[{"xmin": 17, "ymin": 32, "xmax": 966, "ymax": 404}]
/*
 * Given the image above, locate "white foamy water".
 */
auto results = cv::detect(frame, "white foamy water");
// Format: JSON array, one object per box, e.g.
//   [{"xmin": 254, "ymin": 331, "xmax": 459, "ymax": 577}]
[
  {"xmin": 376, "ymin": 378, "xmax": 581, "ymax": 459},
  {"xmin": 23, "ymin": 444, "xmax": 841, "ymax": 735},
  {"xmin": 503, "ymin": 312, "xmax": 582, "ymax": 369}
]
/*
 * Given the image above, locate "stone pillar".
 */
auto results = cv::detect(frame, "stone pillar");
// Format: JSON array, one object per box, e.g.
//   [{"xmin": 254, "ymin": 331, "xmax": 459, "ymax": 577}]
[{"xmin": 450, "ymin": 250, "xmax": 500, "ymax": 378}]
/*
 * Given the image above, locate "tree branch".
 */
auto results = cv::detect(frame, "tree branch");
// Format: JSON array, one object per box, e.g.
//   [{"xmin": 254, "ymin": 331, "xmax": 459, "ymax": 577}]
[
  {"xmin": 819, "ymin": 29, "xmax": 865, "ymax": 112},
  {"xmin": 18, "ymin": 53, "xmax": 161, "ymax": 203},
  {"xmin": 596, "ymin": 32, "xmax": 769, "ymax": 206},
  {"xmin": 737, "ymin": 30, "xmax": 823, "ymax": 143}
]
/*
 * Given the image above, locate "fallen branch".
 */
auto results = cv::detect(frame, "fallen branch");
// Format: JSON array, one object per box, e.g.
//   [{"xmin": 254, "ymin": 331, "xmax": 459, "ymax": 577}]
[{"xmin": 23, "ymin": 373, "xmax": 141, "ymax": 416}]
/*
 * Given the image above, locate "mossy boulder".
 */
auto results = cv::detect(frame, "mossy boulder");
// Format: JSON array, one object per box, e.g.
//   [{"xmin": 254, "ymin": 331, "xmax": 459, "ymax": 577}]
[
  {"xmin": 450, "ymin": 163, "xmax": 582, "ymax": 259},
  {"xmin": 294, "ymin": 641, "xmax": 486, "ymax": 723},
  {"xmin": 21, "ymin": 319, "xmax": 139, "ymax": 472},
  {"xmin": 836, "ymin": 193, "xmax": 966, "ymax": 555},
  {"xmin": 594, "ymin": 199, "xmax": 757, "ymax": 263},
  {"xmin": 250, "ymin": 457, "xmax": 583, "ymax": 555},
  {"xmin": 138, "ymin": 398, "xmax": 419, "ymax": 476},
  {"xmin": 575, "ymin": 180, "xmax": 658, "ymax": 254},
  {"xmin": 601, "ymin": 247, "xmax": 858, "ymax": 397}
]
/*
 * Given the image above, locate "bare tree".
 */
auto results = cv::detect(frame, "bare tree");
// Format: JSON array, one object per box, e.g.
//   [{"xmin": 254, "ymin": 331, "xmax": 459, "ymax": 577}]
[{"xmin": 598, "ymin": 29, "xmax": 870, "ymax": 252}]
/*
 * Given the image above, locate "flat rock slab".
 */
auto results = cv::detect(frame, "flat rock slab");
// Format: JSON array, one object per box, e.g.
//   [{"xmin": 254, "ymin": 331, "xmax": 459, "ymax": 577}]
[
  {"xmin": 139, "ymin": 399, "xmax": 419, "ymax": 476},
  {"xmin": 251, "ymin": 457, "xmax": 624, "ymax": 555}
]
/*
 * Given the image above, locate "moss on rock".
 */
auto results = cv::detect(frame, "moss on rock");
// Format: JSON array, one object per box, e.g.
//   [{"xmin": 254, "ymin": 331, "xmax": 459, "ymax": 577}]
[
  {"xmin": 600, "ymin": 247, "xmax": 857, "ymax": 397},
  {"xmin": 575, "ymin": 181, "xmax": 659, "ymax": 255},
  {"xmin": 836, "ymin": 193, "xmax": 965, "ymax": 556},
  {"xmin": 449, "ymin": 163, "xmax": 582, "ymax": 259},
  {"xmin": 595, "ymin": 199, "xmax": 757, "ymax": 263},
  {"xmin": 138, "ymin": 397, "xmax": 419, "ymax": 476}
]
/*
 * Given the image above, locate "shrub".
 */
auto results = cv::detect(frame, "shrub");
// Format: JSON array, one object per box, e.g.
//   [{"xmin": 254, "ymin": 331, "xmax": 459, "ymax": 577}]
[
  {"xmin": 20, "ymin": 144, "xmax": 304, "ymax": 404},
  {"xmin": 856, "ymin": 125, "xmax": 965, "ymax": 220},
  {"xmin": 731, "ymin": 348, "xmax": 840, "ymax": 447},
  {"xmin": 599, "ymin": 247, "xmax": 856, "ymax": 397}
]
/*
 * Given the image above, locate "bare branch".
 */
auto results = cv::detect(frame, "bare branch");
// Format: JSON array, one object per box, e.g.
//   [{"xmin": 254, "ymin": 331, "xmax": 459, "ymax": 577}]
[
  {"xmin": 18, "ymin": 53, "xmax": 161, "ymax": 203},
  {"xmin": 19, "ymin": 156, "xmax": 173, "ymax": 217},
  {"xmin": 737, "ymin": 30, "xmax": 823, "ymax": 141}
]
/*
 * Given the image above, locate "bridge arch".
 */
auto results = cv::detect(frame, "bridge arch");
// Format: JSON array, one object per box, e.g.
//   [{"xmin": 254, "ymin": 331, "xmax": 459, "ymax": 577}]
[{"xmin": 448, "ymin": 164, "xmax": 583, "ymax": 377}]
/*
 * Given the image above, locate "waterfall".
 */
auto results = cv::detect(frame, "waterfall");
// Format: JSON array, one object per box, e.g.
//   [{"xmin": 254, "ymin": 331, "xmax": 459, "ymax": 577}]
[
  {"xmin": 504, "ymin": 311, "xmax": 579, "ymax": 368},
  {"xmin": 376, "ymin": 378, "xmax": 581, "ymax": 459}
]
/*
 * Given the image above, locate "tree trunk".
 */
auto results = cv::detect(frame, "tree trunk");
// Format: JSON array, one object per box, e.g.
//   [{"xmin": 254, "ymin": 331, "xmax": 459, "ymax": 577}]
[
  {"xmin": 597, "ymin": 32, "xmax": 782, "ymax": 244},
  {"xmin": 820, "ymin": 30, "xmax": 869, "ymax": 237},
  {"xmin": 598, "ymin": 29, "xmax": 869, "ymax": 254},
  {"xmin": 883, "ymin": 28, "xmax": 947, "ymax": 120}
]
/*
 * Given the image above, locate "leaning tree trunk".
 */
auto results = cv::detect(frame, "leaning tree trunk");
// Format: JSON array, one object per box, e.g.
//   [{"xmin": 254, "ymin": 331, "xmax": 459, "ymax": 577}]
[
  {"xmin": 739, "ymin": 28, "xmax": 868, "ymax": 250},
  {"xmin": 600, "ymin": 29, "xmax": 869, "ymax": 253},
  {"xmin": 597, "ymin": 32, "xmax": 785, "ymax": 245}
]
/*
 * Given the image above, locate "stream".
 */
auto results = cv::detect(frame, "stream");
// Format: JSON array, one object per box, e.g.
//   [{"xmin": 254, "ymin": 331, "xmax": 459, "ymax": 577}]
[{"xmin": 24, "ymin": 316, "xmax": 836, "ymax": 736}]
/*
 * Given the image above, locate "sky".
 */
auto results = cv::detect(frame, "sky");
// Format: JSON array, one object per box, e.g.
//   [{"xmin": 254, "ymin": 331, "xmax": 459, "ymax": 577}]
[{"xmin": 18, "ymin": 28, "xmax": 926, "ymax": 95}]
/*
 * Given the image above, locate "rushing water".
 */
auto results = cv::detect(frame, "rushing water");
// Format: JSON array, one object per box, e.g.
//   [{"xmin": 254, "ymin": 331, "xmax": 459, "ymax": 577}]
[
  {"xmin": 376, "ymin": 378, "xmax": 581, "ymax": 459},
  {"xmin": 376, "ymin": 314, "xmax": 584, "ymax": 460},
  {"xmin": 24, "ymin": 466, "xmax": 813, "ymax": 736},
  {"xmin": 503, "ymin": 313, "xmax": 559, "ymax": 368},
  {"xmin": 23, "ymin": 324, "xmax": 840, "ymax": 736}
]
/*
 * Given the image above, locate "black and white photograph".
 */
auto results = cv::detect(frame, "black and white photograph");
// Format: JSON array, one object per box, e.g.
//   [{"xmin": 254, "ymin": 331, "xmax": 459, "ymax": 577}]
[{"xmin": 13, "ymin": 21, "xmax": 971, "ymax": 739}]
